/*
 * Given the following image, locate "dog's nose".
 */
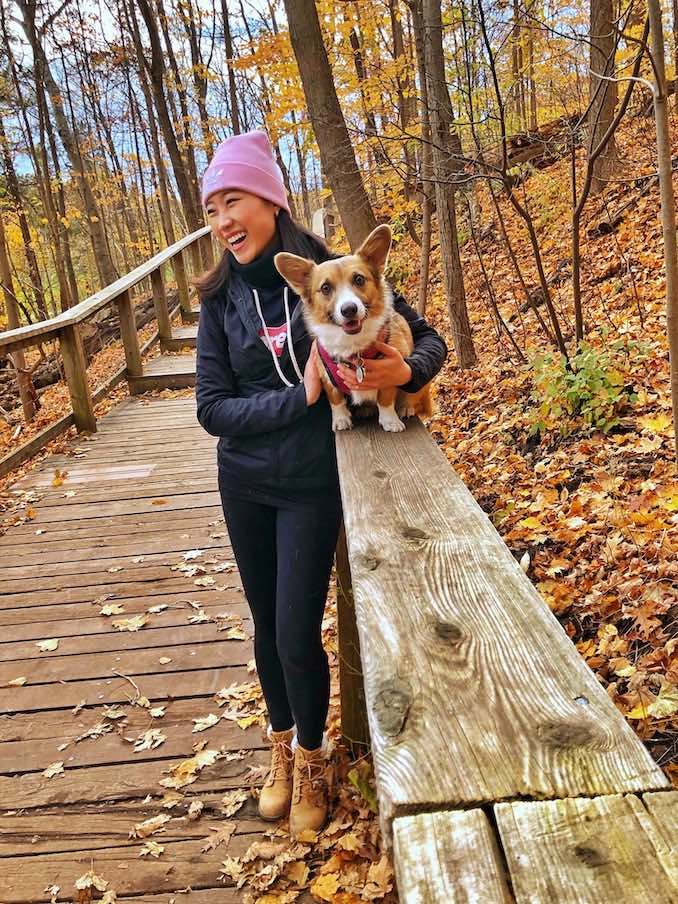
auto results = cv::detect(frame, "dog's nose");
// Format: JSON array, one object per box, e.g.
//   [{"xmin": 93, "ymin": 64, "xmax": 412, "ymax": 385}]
[{"xmin": 340, "ymin": 302, "xmax": 358, "ymax": 319}]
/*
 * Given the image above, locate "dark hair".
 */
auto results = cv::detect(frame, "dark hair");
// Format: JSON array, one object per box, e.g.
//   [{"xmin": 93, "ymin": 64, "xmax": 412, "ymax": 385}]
[{"xmin": 193, "ymin": 210, "xmax": 331, "ymax": 301}]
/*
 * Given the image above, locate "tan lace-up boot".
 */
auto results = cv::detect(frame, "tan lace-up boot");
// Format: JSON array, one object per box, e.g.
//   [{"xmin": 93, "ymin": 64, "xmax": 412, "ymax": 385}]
[
  {"xmin": 289, "ymin": 742, "xmax": 329, "ymax": 837},
  {"xmin": 259, "ymin": 727, "xmax": 295, "ymax": 821}
]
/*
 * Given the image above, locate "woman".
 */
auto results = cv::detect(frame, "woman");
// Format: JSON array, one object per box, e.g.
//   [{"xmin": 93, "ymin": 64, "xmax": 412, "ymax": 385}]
[{"xmin": 195, "ymin": 130, "xmax": 446, "ymax": 838}]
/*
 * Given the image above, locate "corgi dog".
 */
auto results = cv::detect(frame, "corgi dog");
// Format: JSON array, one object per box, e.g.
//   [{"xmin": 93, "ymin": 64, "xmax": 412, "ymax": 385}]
[{"xmin": 274, "ymin": 224, "xmax": 431, "ymax": 432}]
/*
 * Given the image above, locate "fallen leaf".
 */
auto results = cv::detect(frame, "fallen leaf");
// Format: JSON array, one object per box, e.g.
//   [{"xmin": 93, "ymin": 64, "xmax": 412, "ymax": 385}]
[
  {"xmin": 194, "ymin": 576, "xmax": 215, "ymax": 587},
  {"xmin": 187, "ymin": 800, "xmax": 204, "ymax": 821},
  {"xmin": 130, "ymin": 813, "xmax": 171, "ymax": 839},
  {"xmin": 112, "ymin": 614, "xmax": 149, "ymax": 632},
  {"xmin": 42, "ymin": 761, "xmax": 64, "ymax": 779},
  {"xmin": 36, "ymin": 638, "xmax": 59, "ymax": 652},
  {"xmin": 192, "ymin": 713, "xmax": 219, "ymax": 732},
  {"xmin": 184, "ymin": 549, "xmax": 203, "ymax": 560},
  {"xmin": 139, "ymin": 840, "xmax": 164, "ymax": 858},
  {"xmin": 159, "ymin": 749, "xmax": 220, "ymax": 789},
  {"xmin": 151, "ymin": 499, "xmax": 168, "ymax": 505},
  {"xmin": 133, "ymin": 729, "xmax": 166, "ymax": 752},
  {"xmin": 74, "ymin": 869, "xmax": 108, "ymax": 892},
  {"xmin": 147, "ymin": 604, "xmax": 169, "ymax": 614},
  {"xmin": 310, "ymin": 873, "xmax": 340, "ymax": 901},
  {"xmin": 100, "ymin": 603, "xmax": 125, "ymax": 616},
  {"xmin": 220, "ymin": 788, "xmax": 249, "ymax": 817},
  {"xmin": 201, "ymin": 822, "xmax": 236, "ymax": 852},
  {"xmin": 3, "ymin": 676, "xmax": 27, "ymax": 687},
  {"xmin": 150, "ymin": 706, "xmax": 166, "ymax": 719},
  {"xmin": 158, "ymin": 656, "xmax": 172, "ymax": 665}
]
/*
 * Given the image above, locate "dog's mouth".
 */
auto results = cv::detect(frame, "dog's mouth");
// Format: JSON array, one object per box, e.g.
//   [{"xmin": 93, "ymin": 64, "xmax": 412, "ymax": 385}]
[{"xmin": 341, "ymin": 319, "xmax": 363, "ymax": 335}]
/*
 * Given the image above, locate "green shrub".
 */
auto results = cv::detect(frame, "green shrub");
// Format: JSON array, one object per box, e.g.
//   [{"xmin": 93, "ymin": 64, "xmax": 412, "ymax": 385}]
[{"xmin": 528, "ymin": 340, "xmax": 641, "ymax": 437}]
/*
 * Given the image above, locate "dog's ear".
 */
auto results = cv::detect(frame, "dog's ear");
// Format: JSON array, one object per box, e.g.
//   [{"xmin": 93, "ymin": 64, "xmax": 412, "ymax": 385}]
[
  {"xmin": 274, "ymin": 252, "xmax": 314, "ymax": 298},
  {"xmin": 356, "ymin": 224, "xmax": 392, "ymax": 275}
]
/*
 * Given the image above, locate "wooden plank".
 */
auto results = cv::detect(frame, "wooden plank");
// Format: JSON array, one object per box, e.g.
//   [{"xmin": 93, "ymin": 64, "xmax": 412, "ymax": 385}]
[
  {"xmin": 5, "ymin": 491, "xmax": 221, "ymax": 525},
  {"xmin": 0, "ymin": 704, "xmax": 263, "ymax": 774},
  {"xmin": 495, "ymin": 794, "xmax": 678, "ymax": 902},
  {"xmin": 0, "ymin": 833, "xmax": 265, "ymax": 902},
  {"xmin": 335, "ymin": 419, "xmax": 668, "ymax": 842},
  {"xmin": 0, "ymin": 594, "xmax": 247, "ymax": 640},
  {"xmin": 393, "ymin": 810, "xmax": 512, "ymax": 903},
  {"xmin": 0, "ymin": 227, "xmax": 209, "ymax": 353},
  {"xmin": 0, "ymin": 637, "xmax": 250, "ymax": 687},
  {"xmin": 0, "ymin": 660, "xmax": 248, "ymax": 715},
  {"xmin": 142, "ymin": 353, "xmax": 197, "ymax": 376},
  {"xmin": 58, "ymin": 323, "xmax": 96, "ymax": 433},
  {"xmin": 0, "ymin": 747, "xmax": 268, "ymax": 809}
]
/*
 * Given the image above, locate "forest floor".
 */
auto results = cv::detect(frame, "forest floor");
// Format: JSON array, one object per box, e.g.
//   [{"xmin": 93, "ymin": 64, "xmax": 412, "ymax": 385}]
[{"xmin": 399, "ymin": 111, "xmax": 678, "ymax": 782}]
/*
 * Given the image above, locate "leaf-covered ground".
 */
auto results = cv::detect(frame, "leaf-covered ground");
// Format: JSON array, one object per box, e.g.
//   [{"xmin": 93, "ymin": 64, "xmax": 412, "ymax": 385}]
[{"xmin": 394, "ymin": 112, "xmax": 677, "ymax": 784}]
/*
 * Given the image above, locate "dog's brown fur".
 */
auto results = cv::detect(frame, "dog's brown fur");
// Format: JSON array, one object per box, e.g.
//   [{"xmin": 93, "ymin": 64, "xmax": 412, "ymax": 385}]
[{"xmin": 275, "ymin": 225, "xmax": 431, "ymax": 432}]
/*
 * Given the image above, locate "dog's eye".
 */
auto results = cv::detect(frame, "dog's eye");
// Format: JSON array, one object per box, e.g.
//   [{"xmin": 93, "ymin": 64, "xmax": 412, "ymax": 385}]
[
  {"xmin": 353, "ymin": 273, "xmax": 365, "ymax": 287},
  {"xmin": 320, "ymin": 282, "xmax": 332, "ymax": 296}
]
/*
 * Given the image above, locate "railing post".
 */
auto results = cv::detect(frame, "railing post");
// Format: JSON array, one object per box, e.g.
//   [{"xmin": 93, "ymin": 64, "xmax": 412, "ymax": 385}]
[
  {"xmin": 59, "ymin": 324, "xmax": 96, "ymax": 433},
  {"xmin": 116, "ymin": 289, "xmax": 143, "ymax": 378},
  {"xmin": 200, "ymin": 233, "xmax": 214, "ymax": 270},
  {"xmin": 188, "ymin": 237, "xmax": 202, "ymax": 275},
  {"xmin": 336, "ymin": 523, "xmax": 370, "ymax": 752},
  {"xmin": 171, "ymin": 250, "xmax": 193, "ymax": 322},
  {"xmin": 151, "ymin": 267, "xmax": 172, "ymax": 345}
]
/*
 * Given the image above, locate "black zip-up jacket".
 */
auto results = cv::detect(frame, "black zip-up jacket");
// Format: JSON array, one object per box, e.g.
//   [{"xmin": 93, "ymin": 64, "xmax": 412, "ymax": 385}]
[{"xmin": 196, "ymin": 246, "xmax": 447, "ymax": 496}]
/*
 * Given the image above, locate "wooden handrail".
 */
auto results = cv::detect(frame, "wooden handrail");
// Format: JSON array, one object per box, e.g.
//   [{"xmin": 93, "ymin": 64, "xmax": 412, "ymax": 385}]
[
  {"xmin": 335, "ymin": 418, "xmax": 675, "ymax": 900},
  {"xmin": 0, "ymin": 225, "xmax": 210, "ymax": 354},
  {"xmin": 0, "ymin": 225, "xmax": 210, "ymax": 447}
]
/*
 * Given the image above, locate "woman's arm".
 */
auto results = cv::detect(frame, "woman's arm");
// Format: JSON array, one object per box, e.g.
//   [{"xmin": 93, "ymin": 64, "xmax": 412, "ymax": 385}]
[
  {"xmin": 392, "ymin": 293, "xmax": 448, "ymax": 393},
  {"xmin": 196, "ymin": 297, "xmax": 308, "ymax": 437}
]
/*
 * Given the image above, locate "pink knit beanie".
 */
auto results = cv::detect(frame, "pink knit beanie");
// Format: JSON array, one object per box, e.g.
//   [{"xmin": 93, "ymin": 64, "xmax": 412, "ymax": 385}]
[{"xmin": 201, "ymin": 131, "xmax": 290, "ymax": 212}]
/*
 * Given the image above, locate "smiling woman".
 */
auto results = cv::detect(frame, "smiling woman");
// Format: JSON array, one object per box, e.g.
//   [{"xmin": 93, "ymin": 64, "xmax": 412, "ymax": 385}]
[{"xmin": 194, "ymin": 129, "xmax": 447, "ymax": 841}]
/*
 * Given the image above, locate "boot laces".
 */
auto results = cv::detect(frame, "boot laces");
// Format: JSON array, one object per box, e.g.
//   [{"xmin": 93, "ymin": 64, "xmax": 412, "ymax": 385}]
[
  {"xmin": 265, "ymin": 736, "xmax": 294, "ymax": 787},
  {"xmin": 293, "ymin": 754, "xmax": 326, "ymax": 804}
]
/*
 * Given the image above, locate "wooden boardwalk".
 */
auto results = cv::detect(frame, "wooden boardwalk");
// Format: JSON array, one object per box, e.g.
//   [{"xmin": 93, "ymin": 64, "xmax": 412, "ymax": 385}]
[{"xmin": 0, "ymin": 397, "xmax": 292, "ymax": 903}]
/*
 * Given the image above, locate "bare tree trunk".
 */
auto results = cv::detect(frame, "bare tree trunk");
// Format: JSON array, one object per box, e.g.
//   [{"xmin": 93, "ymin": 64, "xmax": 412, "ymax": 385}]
[
  {"xmin": 17, "ymin": 0, "xmax": 117, "ymax": 287},
  {"xmin": 178, "ymin": 0, "xmax": 215, "ymax": 157},
  {"xmin": 135, "ymin": 0, "xmax": 203, "ymax": 232},
  {"xmin": 282, "ymin": 0, "xmax": 376, "ymax": 248},
  {"xmin": 389, "ymin": 0, "xmax": 419, "ymax": 244},
  {"xmin": 422, "ymin": 0, "xmax": 476, "ymax": 367},
  {"xmin": 221, "ymin": 0, "xmax": 241, "ymax": 134},
  {"xmin": 0, "ymin": 116, "xmax": 47, "ymax": 320},
  {"xmin": 648, "ymin": 0, "xmax": 678, "ymax": 465},
  {"xmin": 406, "ymin": 0, "xmax": 433, "ymax": 313},
  {"xmin": 0, "ymin": 215, "xmax": 37, "ymax": 422},
  {"xmin": 589, "ymin": 0, "xmax": 619, "ymax": 193}
]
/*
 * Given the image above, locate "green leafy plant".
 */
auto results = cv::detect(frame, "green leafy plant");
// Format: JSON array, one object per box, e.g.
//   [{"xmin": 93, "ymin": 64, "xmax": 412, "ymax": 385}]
[{"xmin": 528, "ymin": 340, "xmax": 640, "ymax": 437}]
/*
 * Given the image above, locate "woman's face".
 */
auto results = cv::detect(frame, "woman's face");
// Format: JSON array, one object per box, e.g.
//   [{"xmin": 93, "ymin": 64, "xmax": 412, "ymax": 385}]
[{"xmin": 205, "ymin": 190, "xmax": 278, "ymax": 264}]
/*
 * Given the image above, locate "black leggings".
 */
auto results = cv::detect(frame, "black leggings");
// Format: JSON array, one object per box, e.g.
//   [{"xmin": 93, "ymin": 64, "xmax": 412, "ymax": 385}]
[{"xmin": 219, "ymin": 480, "xmax": 342, "ymax": 750}]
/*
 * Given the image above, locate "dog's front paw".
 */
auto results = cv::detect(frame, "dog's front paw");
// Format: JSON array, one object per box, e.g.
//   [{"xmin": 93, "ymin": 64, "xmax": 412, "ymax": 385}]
[
  {"xmin": 332, "ymin": 412, "xmax": 353, "ymax": 431},
  {"xmin": 379, "ymin": 412, "xmax": 406, "ymax": 432}
]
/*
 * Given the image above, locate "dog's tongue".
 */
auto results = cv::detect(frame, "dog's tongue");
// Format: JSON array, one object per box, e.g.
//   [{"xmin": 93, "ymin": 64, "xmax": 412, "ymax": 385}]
[{"xmin": 342, "ymin": 319, "xmax": 362, "ymax": 335}]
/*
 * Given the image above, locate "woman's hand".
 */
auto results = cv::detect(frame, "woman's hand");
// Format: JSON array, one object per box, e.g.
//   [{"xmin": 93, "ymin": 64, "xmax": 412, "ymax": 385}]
[
  {"xmin": 303, "ymin": 341, "xmax": 322, "ymax": 406},
  {"xmin": 337, "ymin": 340, "xmax": 412, "ymax": 392}
]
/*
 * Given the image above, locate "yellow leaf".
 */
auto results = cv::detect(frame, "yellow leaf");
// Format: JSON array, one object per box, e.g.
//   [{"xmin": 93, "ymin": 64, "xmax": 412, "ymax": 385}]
[
  {"xmin": 648, "ymin": 682, "xmax": 678, "ymax": 719},
  {"xmin": 639, "ymin": 413, "xmax": 672, "ymax": 434},
  {"xmin": 310, "ymin": 873, "xmax": 340, "ymax": 901},
  {"xmin": 236, "ymin": 714, "xmax": 259, "ymax": 730},
  {"xmin": 519, "ymin": 516, "xmax": 546, "ymax": 531}
]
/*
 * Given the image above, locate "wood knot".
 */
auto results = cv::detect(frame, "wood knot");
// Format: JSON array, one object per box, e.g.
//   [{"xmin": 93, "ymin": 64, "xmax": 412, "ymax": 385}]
[
  {"xmin": 537, "ymin": 720, "xmax": 595, "ymax": 748},
  {"xmin": 373, "ymin": 470, "xmax": 387, "ymax": 479},
  {"xmin": 573, "ymin": 844, "xmax": 608, "ymax": 868},
  {"xmin": 401, "ymin": 526, "xmax": 429, "ymax": 541},
  {"xmin": 357, "ymin": 554, "xmax": 380, "ymax": 572},
  {"xmin": 374, "ymin": 679, "xmax": 412, "ymax": 738},
  {"xmin": 433, "ymin": 621, "xmax": 464, "ymax": 644}
]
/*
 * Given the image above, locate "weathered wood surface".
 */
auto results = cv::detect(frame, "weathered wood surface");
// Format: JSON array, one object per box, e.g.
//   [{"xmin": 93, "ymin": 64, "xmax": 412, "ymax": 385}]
[
  {"xmin": 0, "ymin": 397, "xmax": 294, "ymax": 903},
  {"xmin": 0, "ymin": 227, "xmax": 209, "ymax": 353},
  {"xmin": 129, "ymin": 351, "xmax": 197, "ymax": 392},
  {"xmin": 495, "ymin": 793, "xmax": 678, "ymax": 902},
  {"xmin": 392, "ymin": 810, "xmax": 512, "ymax": 903},
  {"xmin": 335, "ymin": 418, "xmax": 669, "ymax": 843}
]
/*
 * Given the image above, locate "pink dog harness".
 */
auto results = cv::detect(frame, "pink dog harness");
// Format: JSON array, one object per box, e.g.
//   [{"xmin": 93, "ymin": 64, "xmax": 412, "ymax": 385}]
[{"xmin": 317, "ymin": 325, "xmax": 390, "ymax": 396}]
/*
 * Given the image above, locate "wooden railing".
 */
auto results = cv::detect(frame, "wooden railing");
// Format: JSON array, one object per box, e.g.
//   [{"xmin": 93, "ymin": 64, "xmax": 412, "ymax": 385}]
[
  {"xmin": 335, "ymin": 419, "xmax": 678, "ymax": 901},
  {"xmin": 0, "ymin": 226, "xmax": 210, "ymax": 476}
]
